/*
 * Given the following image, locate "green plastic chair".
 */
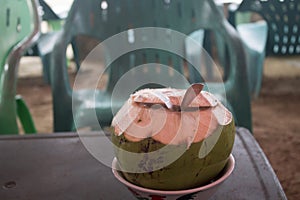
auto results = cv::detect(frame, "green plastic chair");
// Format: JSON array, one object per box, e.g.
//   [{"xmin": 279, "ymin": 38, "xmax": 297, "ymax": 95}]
[
  {"xmin": 228, "ymin": 0, "xmax": 300, "ymax": 97},
  {"xmin": 24, "ymin": 0, "xmax": 65, "ymax": 84},
  {"xmin": 0, "ymin": 0, "xmax": 39, "ymax": 134},
  {"xmin": 236, "ymin": 20, "xmax": 268, "ymax": 98},
  {"xmin": 232, "ymin": 0, "xmax": 300, "ymax": 56},
  {"xmin": 51, "ymin": 0, "xmax": 252, "ymax": 132},
  {"xmin": 38, "ymin": 0, "xmax": 65, "ymax": 30},
  {"xmin": 25, "ymin": 0, "xmax": 81, "ymax": 84}
]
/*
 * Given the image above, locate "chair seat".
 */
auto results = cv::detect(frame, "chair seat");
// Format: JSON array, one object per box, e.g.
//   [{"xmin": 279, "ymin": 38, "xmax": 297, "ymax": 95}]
[
  {"xmin": 73, "ymin": 90, "xmax": 125, "ymax": 130},
  {"xmin": 236, "ymin": 21, "xmax": 268, "ymax": 97},
  {"xmin": 237, "ymin": 21, "xmax": 268, "ymax": 52},
  {"xmin": 37, "ymin": 31, "xmax": 61, "ymax": 55}
]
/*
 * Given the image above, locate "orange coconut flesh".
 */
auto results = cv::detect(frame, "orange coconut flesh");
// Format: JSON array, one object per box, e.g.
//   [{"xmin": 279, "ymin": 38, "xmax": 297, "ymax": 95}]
[{"xmin": 112, "ymin": 88, "xmax": 232, "ymax": 147}]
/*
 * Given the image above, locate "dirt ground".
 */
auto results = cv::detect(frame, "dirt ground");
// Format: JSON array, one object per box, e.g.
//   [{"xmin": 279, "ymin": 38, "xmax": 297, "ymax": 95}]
[
  {"xmin": 251, "ymin": 77, "xmax": 300, "ymax": 200},
  {"xmin": 16, "ymin": 57, "xmax": 300, "ymax": 200}
]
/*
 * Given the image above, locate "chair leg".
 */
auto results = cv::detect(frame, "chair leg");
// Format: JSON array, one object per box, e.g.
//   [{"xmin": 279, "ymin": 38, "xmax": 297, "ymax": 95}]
[
  {"xmin": 41, "ymin": 53, "xmax": 51, "ymax": 84},
  {"xmin": 16, "ymin": 95, "xmax": 36, "ymax": 134},
  {"xmin": 53, "ymin": 97, "xmax": 73, "ymax": 132},
  {"xmin": 71, "ymin": 39, "xmax": 81, "ymax": 71}
]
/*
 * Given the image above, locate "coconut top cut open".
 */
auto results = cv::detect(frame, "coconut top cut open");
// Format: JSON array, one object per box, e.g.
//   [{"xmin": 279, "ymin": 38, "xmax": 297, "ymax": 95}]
[{"xmin": 112, "ymin": 86, "xmax": 232, "ymax": 147}]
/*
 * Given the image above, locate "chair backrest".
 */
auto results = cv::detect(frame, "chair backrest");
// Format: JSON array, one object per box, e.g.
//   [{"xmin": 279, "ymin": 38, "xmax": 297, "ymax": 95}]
[
  {"xmin": 0, "ymin": 0, "xmax": 40, "ymax": 134},
  {"xmin": 237, "ymin": 0, "xmax": 300, "ymax": 56},
  {"xmin": 38, "ymin": 0, "xmax": 64, "ymax": 31},
  {"xmin": 25, "ymin": 0, "xmax": 61, "ymax": 57},
  {"xmin": 57, "ymin": 0, "xmax": 224, "ymax": 87},
  {"xmin": 38, "ymin": 0, "xmax": 60, "ymax": 21},
  {"xmin": 51, "ymin": 0, "xmax": 251, "ymax": 131},
  {"xmin": 53, "ymin": 0, "xmax": 246, "ymax": 90}
]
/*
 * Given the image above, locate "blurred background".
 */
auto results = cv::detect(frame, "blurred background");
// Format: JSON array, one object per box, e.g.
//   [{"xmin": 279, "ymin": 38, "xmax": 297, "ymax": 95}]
[{"xmin": 4, "ymin": 0, "xmax": 300, "ymax": 199}]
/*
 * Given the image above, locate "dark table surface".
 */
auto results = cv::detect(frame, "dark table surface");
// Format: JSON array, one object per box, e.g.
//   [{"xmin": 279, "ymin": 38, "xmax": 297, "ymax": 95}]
[{"xmin": 0, "ymin": 127, "xmax": 287, "ymax": 200}]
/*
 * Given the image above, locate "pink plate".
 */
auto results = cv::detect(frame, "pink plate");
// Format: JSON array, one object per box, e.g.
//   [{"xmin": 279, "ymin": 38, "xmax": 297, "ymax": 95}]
[{"xmin": 112, "ymin": 154, "xmax": 235, "ymax": 200}]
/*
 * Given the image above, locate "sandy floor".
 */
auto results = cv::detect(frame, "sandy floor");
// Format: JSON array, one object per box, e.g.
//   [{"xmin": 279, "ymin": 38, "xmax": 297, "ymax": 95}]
[
  {"xmin": 251, "ymin": 76, "xmax": 300, "ymax": 200},
  {"xmin": 16, "ymin": 56, "xmax": 300, "ymax": 200}
]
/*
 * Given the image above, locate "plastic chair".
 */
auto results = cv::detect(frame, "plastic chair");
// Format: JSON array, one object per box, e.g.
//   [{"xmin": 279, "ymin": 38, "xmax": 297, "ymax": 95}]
[
  {"xmin": 0, "ymin": 0, "xmax": 39, "ymax": 134},
  {"xmin": 51, "ymin": 0, "xmax": 252, "ymax": 132},
  {"xmin": 236, "ymin": 20, "xmax": 268, "ymax": 98},
  {"xmin": 38, "ymin": 0, "xmax": 65, "ymax": 30},
  {"xmin": 26, "ymin": 0, "xmax": 81, "ymax": 84},
  {"xmin": 229, "ymin": 0, "xmax": 300, "ymax": 96},
  {"xmin": 23, "ymin": 0, "xmax": 64, "ymax": 84}
]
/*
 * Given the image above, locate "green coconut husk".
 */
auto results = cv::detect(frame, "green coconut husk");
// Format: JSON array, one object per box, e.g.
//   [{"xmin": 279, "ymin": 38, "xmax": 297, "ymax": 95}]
[{"xmin": 112, "ymin": 119, "xmax": 235, "ymax": 190}]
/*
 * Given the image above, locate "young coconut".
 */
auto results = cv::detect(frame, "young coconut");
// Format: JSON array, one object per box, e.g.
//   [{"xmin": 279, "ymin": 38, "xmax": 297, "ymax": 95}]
[{"xmin": 111, "ymin": 84, "xmax": 235, "ymax": 190}]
